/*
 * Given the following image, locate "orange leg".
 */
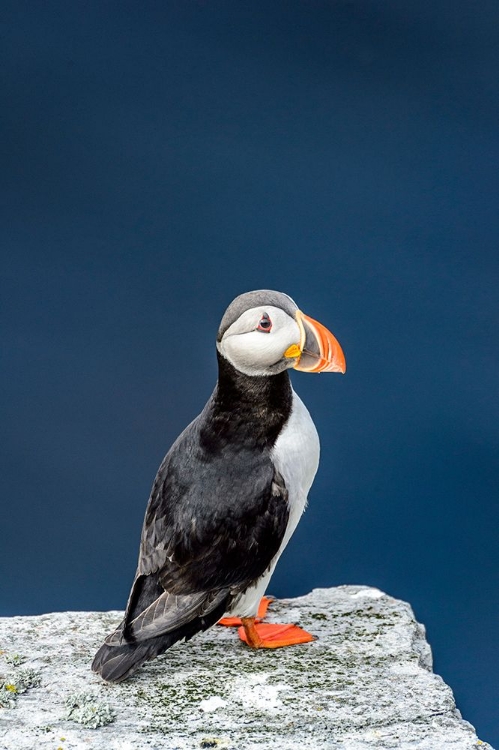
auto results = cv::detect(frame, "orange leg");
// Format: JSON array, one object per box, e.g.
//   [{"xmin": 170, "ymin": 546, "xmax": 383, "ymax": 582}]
[
  {"xmin": 239, "ymin": 617, "xmax": 315, "ymax": 649},
  {"xmin": 240, "ymin": 617, "xmax": 264, "ymax": 647}
]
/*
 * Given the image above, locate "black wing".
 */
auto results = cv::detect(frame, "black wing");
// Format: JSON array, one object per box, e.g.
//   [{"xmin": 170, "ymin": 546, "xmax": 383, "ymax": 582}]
[{"xmin": 111, "ymin": 414, "xmax": 289, "ymax": 645}]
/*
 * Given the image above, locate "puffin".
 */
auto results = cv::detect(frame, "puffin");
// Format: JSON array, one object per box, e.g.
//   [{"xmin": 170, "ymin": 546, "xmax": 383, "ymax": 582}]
[{"xmin": 92, "ymin": 290, "xmax": 345, "ymax": 683}]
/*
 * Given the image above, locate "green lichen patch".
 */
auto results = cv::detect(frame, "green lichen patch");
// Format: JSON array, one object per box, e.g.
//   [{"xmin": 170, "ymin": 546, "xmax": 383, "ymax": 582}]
[
  {"xmin": 0, "ymin": 689, "xmax": 17, "ymax": 708},
  {"xmin": 0, "ymin": 667, "xmax": 41, "ymax": 708},
  {"xmin": 4, "ymin": 652, "xmax": 27, "ymax": 666},
  {"xmin": 10, "ymin": 667, "xmax": 41, "ymax": 693},
  {"xmin": 65, "ymin": 691, "xmax": 116, "ymax": 729},
  {"xmin": 308, "ymin": 612, "xmax": 328, "ymax": 621},
  {"xmin": 135, "ymin": 668, "xmax": 230, "ymax": 727}
]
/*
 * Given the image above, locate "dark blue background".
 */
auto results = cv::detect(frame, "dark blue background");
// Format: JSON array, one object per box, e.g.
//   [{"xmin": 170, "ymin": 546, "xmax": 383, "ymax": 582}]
[{"xmin": 2, "ymin": 1, "xmax": 498, "ymax": 745}]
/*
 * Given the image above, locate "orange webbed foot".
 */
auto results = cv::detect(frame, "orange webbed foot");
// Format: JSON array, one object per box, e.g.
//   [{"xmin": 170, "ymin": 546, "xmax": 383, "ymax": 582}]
[{"xmin": 239, "ymin": 619, "xmax": 315, "ymax": 649}]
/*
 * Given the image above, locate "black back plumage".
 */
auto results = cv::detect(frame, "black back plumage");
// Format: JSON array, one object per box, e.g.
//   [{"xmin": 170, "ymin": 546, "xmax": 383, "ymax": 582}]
[{"xmin": 92, "ymin": 354, "xmax": 292, "ymax": 682}]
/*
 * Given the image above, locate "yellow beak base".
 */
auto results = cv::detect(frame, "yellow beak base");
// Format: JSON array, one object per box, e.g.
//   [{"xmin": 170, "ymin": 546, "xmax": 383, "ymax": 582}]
[{"xmin": 284, "ymin": 343, "xmax": 302, "ymax": 359}]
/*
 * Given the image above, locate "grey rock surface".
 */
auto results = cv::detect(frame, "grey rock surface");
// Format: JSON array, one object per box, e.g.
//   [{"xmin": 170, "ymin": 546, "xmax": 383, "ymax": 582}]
[{"xmin": 0, "ymin": 586, "xmax": 492, "ymax": 750}]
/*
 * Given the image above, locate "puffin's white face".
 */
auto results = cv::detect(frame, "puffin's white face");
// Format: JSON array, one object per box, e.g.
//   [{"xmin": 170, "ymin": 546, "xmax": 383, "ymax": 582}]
[{"xmin": 217, "ymin": 305, "xmax": 301, "ymax": 377}]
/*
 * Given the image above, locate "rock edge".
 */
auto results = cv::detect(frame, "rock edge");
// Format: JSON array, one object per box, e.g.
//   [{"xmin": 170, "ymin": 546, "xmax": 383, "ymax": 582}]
[{"xmin": 0, "ymin": 586, "xmax": 493, "ymax": 750}]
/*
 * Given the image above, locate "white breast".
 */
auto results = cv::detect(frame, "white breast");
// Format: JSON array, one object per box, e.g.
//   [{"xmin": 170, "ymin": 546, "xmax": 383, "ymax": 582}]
[
  {"xmin": 272, "ymin": 388, "xmax": 320, "ymax": 545},
  {"xmin": 229, "ymin": 388, "xmax": 320, "ymax": 618}
]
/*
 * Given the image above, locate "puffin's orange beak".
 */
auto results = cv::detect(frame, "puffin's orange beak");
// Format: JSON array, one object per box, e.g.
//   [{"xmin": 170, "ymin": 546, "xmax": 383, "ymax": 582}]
[{"xmin": 284, "ymin": 310, "xmax": 346, "ymax": 373}]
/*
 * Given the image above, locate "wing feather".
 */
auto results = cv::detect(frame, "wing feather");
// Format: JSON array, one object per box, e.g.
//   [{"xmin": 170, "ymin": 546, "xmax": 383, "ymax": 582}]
[{"xmin": 106, "ymin": 589, "xmax": 228, "ymax": 645}]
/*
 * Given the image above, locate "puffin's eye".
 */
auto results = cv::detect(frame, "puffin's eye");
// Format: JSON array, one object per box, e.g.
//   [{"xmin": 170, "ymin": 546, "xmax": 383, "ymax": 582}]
[{"xmin": 257, "ymin": 313, "xmax": 272, "ymax": 333}]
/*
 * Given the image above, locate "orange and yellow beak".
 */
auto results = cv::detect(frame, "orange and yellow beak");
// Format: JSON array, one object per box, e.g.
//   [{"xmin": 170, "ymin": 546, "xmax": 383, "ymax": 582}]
[{"xmin": 284, "ymin": 310, "xmax": 346, "ymax": 374}]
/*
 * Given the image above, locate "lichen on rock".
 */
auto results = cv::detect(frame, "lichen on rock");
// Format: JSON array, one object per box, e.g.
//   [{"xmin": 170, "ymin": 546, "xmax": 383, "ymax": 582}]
[
  {"xmin": 65, "ymin": 691, "xmax": 115, "ymax": 728},
  {"xmin": 4, "ymin": 653, "xmax": 27, "ymax": 667},
  {"xmin": 0, "ymin": 662, "xmax": 41, "ymax": 708}
]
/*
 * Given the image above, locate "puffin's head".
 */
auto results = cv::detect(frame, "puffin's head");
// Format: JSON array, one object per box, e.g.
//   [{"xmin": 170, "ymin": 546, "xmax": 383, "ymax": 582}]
[{"xmin": 216, "ymin": 290, "xmax": 346, "ymax": 377}]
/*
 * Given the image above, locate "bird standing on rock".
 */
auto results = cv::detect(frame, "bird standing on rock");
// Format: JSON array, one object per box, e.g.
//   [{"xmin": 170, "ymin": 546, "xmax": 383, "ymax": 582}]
[{"xmin": 92, "ymin": 290, "xmax": 346, "ymax": 682}]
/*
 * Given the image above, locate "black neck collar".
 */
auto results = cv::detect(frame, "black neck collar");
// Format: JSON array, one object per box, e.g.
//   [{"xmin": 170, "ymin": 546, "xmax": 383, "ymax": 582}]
[{"xmin": 200, "ymin": 353, "xmax": 292, "ymax": 452}]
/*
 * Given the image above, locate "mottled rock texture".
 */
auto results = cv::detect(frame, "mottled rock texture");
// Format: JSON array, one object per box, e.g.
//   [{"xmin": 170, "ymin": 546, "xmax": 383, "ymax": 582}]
[{"xmin": 0, "ymin": 586, "xmax": 493, "ymax": 749}]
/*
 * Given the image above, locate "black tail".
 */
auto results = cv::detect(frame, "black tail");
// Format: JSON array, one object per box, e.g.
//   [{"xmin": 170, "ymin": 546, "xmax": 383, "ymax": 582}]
[{"xmin": 91, "ymin": 597, "xmax": 229, "ymax": 683}]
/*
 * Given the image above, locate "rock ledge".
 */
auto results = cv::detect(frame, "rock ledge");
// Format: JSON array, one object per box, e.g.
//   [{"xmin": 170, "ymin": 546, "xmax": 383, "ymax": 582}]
[{"xmin": 0, "ymin": 586, "xmax": 493, "ymax": 749}]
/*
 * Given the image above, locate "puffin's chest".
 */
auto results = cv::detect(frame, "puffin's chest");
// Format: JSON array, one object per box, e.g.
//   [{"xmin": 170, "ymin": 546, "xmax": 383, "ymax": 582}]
[{"xmin": 270, "ymin": 389, "xmax": 320, "ymax": 534}]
